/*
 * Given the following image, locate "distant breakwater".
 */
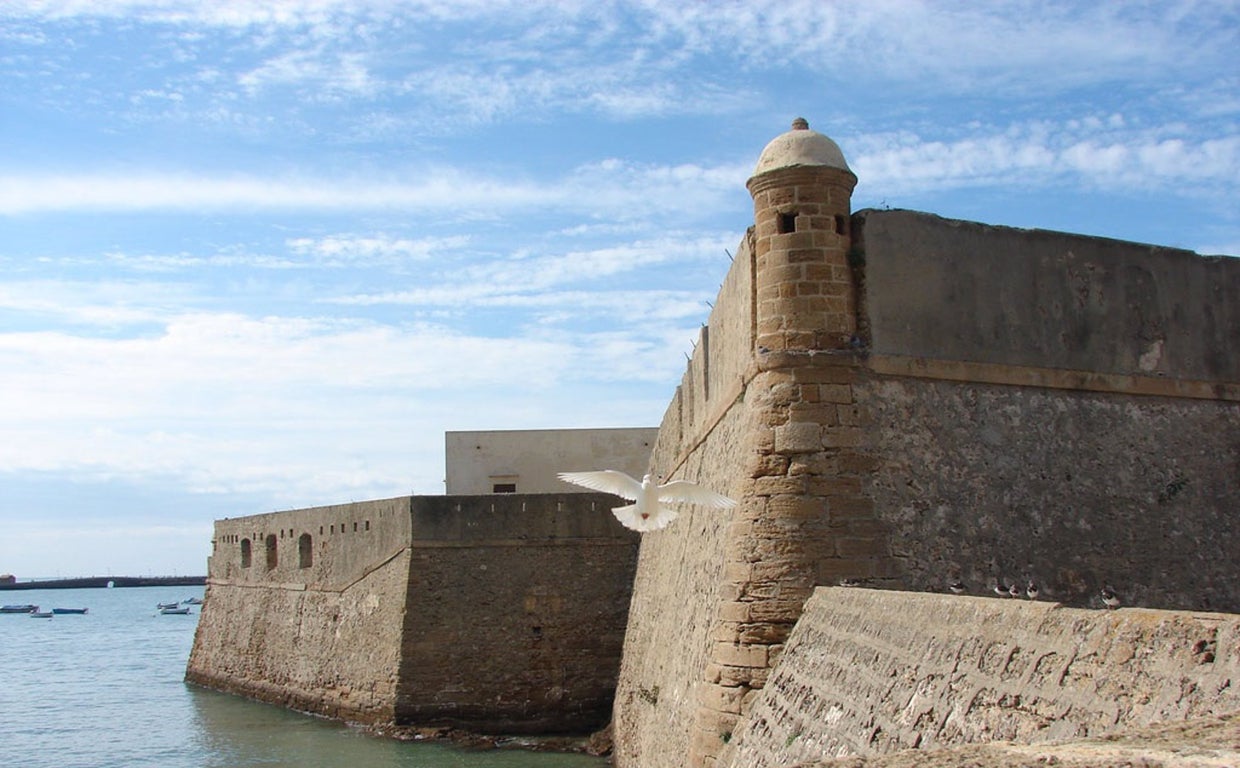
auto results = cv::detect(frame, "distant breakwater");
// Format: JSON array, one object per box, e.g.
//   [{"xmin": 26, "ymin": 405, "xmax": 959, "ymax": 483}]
[{"xmin": 0, "ymin": 575, "xmax": 206, "ymax": 590}]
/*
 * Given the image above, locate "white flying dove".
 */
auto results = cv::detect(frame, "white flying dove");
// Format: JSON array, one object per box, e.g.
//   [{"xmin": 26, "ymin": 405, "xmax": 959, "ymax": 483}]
[{"xmin": 557, "ymin": 470, "xmax": 737, "ymax": 532}]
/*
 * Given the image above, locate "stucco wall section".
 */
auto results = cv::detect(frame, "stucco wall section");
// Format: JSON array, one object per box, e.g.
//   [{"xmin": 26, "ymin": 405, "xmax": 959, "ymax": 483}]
[
  {"xmin": 855, "ymin": 375, "xmax": 1240, "ymax": 611},
  {"xmin": 855, "ymin": 209, "xmax": 1240, "ymax": 382},
  {"xmin": 445, "ymin": 428, "xmax": 658, "ymax": 494},
  {"xmin": 724, "ymin": 588, "xmax": 1240, "ymax": 767}
]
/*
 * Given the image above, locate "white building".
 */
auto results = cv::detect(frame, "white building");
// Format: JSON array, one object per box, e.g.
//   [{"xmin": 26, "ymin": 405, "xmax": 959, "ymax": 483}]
[{"xmin": 444, "ymin": 427, "xmax": 658, "ymax": 494}]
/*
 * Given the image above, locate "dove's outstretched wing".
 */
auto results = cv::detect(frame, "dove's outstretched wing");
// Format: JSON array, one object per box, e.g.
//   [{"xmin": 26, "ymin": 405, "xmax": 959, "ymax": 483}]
[
  {"xmin": 656, "ymin": 480, "xmax": 737, "ymax": 509},
  {"xmin": 557, "ymin": 470, "xmax": 643, "ymax": 501}
]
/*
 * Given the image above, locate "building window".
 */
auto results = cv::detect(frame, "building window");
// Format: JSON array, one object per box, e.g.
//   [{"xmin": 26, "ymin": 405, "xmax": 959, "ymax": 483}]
[
  {"xmin": 240, "ymin": 538, "xmax": 252, "ymax": 568},
  {"xmin": 778, "ymin": 211, "xmax": 797, "ymax": 234},
  {"xmin": 265, "ymin": 534, "xmax": 278, "ymax": 570},
  {"xmin": 489, "ymin": 473, "xmax": 519, "ymax": 493},
  {"xmin": 298, "ymin": 533, "xmax": 312, "ymax": 569}
]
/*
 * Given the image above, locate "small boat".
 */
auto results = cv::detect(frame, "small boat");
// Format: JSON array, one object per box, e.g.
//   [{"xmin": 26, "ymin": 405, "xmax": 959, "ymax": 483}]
[
  {"xmin": 51, "ymin": 608, "xmax": 88, "ymax": 615},
  {"xmin": 1, "ymin": 604, "xmax": 38, "ymax": 614},
  {"xmin": 30, "ymin": 611, "xmax": 53, "ymax": 619},
  {"xmin": 156, "ymin": 602, "xmax": 180, "ymax": 610},
  {"xmin": 159, "ymin": 606, "xmax": 191, "ymax": 615},
  {"xmin": 182, "ymin": 597, "xmax": 203, "ymax": 605}
]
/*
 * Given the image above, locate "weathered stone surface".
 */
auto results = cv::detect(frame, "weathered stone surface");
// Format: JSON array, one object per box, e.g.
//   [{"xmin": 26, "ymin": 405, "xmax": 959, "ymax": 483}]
[
  {"xmin": 723, "ymin": 588, "xmax": 1240, "ymax": 768},
  {"xmin": 801, "ymin": 711, "xmax": 1240, "ymax": 767},
  {"xmin": 856, "ymin": 375, "xmax": 1240, "ymax": 610},
  {"xmin": 857, "ymin": 209, "xmax": 1240, "ymax": 382},
  {"xmin": 775, "ymin": 422, "xmax": 823, "ymax": 453}
]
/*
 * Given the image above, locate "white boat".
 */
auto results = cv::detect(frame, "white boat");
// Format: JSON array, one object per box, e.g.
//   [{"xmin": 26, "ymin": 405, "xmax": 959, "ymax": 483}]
[{"xmin": 159, "ymin": 606, "xmax": 191, "ymax": 615}]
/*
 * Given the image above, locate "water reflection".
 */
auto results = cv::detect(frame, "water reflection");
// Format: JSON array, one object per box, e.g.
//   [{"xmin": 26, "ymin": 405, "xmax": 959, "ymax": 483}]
[{"xmin": 185, "ymin": 686, "xmax": 607, "ymax": 768}]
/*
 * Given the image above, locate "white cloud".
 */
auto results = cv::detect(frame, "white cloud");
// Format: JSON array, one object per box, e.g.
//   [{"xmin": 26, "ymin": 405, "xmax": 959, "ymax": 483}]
[
  {"xmin": 0, "ymin": 300, "xmax": 690, "ymax": 499},
  {"xmin": 324, "ymin": 233, "xmax": 738, "ymax": 309},
  {"xmin": 0, "ymin": 159, "xmax": 747, "ymax": 218},
  {"xmin": 851, "ymin": 121, "xmax": 1240, "ymax": 195},
  {"xmin": 285, "ymin": 233, "xmax": 471, "ymax": 264},
  {"xmin": 0, "ymin": 279, "xmax": 194, "ymax": 325},
  {"xmin": 12, "ymin": 1, "xmax": 1231, "ymax": 127},
  {"xmin": 239, "ymin": 48, "xmax": 376, "ymax": 98}
]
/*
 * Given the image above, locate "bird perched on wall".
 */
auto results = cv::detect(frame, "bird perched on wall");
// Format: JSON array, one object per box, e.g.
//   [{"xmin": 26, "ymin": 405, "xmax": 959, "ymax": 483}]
[
  {"xmin": 557, "ymin": 470, "xmax": 737, "ymax": 532},
  {"xmin": 1101, "ymin": 586, "xmax": 1121, "ymax": 609},
  {"xmin": 948, "ymin": 580, "xmax": 966, "ymax": 595},
  {"xmin": 1026, "ymin": 581, "xmax": 1040, "ymax": 600}
]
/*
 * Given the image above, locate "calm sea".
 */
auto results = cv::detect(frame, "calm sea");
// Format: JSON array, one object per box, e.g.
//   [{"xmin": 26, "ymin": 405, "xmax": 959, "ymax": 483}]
[{"xmin": 0, "ymin": 586, "xmax": 608, "ymax": 768}]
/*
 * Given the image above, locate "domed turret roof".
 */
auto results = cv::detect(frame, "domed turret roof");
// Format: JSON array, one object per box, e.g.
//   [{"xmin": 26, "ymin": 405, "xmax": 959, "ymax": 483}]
[{"xmin": 751, "ymin": 117, "xmax": 852, "ymax": 177}]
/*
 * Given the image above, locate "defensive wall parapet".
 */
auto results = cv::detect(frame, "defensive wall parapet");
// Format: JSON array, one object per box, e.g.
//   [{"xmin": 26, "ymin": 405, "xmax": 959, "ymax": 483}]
[
  {"xmin": 188, "ymin": 492, "xmax": 637, "ymax": 733},
  {"xmin": 208, "ymin": 497, "xmax": 411, "ymax": 590},
  {"xmin": 857, "ymin": 209, "xmax": 1240, "ymax": 386},
  {"xmin": 722, "ymin": 588, "xmax": 1240, "ymax": 767}
]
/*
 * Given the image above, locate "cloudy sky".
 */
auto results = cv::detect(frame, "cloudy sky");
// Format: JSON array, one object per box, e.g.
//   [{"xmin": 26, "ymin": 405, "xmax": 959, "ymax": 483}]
[{"xmin": 1, "ymin": 1, "xmax": 1236, "ymax": 578}]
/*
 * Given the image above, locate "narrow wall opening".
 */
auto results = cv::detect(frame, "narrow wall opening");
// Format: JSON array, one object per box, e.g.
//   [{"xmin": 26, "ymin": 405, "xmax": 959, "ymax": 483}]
[{"xmin": 298, "ymin": 533, "xmax": 312, "ymax": 569}]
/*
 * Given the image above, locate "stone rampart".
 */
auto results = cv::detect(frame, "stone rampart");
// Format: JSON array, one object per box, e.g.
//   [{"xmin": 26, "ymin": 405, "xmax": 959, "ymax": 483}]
[
  {"xmin": 613, "ymin": 131, "xmax": 1237, "ymax": 767},
  {"xmin": 722, "ymin": 588, "xmax": 1240, "ymax": 767},
  {"xmin": 187, "ymin": 493, "xmax": 637, "ymax": 733}
]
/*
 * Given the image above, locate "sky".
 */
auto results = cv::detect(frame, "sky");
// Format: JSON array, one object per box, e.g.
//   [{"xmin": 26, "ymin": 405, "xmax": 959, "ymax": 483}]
[{"xmin": 0, "ymin": 1, "xmax": 1236, "ymax": 578}]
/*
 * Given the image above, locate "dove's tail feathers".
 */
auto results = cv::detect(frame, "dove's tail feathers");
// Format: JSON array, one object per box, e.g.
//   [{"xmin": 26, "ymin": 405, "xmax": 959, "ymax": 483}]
[{"xmin": 611, "ymin": 504, "xmax": 679, "ymax": 533}]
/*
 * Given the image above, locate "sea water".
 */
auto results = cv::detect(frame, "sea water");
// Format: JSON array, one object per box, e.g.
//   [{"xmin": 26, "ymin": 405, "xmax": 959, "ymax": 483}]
[{"xmin": 0, "ymin": 586, "xmax": 608, "ymax": 768}]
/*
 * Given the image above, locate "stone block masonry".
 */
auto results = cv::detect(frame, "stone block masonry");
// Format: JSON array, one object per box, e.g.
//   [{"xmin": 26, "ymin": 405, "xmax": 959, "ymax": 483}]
[
  {"xmin": 722, "ymin": 588, "xmax": 1240, "ymax": 767},
  {"xmin": 187, "ymin": 493, "xmax": 638, "ymax": 734}
]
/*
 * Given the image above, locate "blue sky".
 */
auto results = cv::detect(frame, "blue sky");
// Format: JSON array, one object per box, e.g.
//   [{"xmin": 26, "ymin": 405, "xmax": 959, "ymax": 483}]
[{"xmin": 1, "ymin": 1, "xmax": 1236, "ymax": 578}]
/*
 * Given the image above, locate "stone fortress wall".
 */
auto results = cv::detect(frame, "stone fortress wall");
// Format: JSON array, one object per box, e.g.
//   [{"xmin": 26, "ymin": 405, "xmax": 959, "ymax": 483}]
[
  {"xmin": 187, "ymin": 492, "xmax": 638, "ymax": 733},
  {"xmin": 186, "ymin": 119, "xmax": 1239, "ymax": 766},
  {"xmin": 612, "ymin": 120, "xmax": 1240, "ymax": 767}
]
